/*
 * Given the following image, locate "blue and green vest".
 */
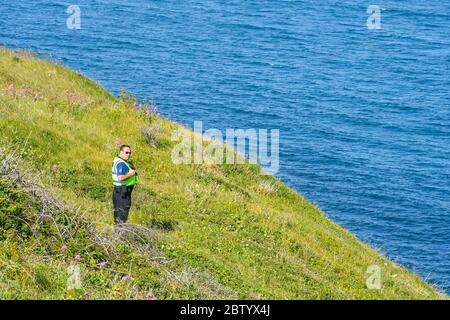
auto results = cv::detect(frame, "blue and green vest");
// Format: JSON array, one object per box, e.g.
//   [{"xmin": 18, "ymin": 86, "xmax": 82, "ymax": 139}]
[{"xmin": 111, "ymin": 157, "xmax": 137, "ymax": 187}]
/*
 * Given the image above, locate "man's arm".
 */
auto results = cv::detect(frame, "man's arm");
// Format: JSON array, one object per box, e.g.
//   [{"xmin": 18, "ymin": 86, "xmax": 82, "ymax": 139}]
[
  {"xmin": 118, "ymin": 169, "xmax": 136, "ymax": 181},
  {"xmin": 116, "ymin": 162, "xmax": 136, "ymax": 181}
]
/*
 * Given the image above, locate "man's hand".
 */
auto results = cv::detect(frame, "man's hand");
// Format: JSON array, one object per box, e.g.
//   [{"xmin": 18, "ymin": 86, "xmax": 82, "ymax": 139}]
[{"xmin": 118, "ymin": 169, "xmax": 136, "ymax": 181}]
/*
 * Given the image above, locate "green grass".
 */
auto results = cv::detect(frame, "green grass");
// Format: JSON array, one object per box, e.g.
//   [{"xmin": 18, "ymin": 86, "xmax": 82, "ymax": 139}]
[{"xmin": 0, "ymin": 47, "xmax": 446, "ymax": 299}]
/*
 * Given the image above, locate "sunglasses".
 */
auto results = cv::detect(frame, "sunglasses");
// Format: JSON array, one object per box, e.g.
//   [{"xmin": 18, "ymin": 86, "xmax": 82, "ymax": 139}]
[{"xmin": 124, "ymin": 151, "xmax": 132, "ymax": 154}]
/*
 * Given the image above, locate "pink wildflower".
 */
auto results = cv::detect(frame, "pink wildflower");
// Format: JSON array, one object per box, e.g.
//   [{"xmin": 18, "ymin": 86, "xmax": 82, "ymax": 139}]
[{"xmin": 146, "ymin": 292, "xmax": 158, "ymax": 300}]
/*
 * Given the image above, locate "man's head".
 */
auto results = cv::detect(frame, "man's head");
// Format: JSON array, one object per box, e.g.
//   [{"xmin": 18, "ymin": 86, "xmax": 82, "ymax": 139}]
[{"xmin": 119, "ymin": 145, "xmax": 132, "ymax": 161}]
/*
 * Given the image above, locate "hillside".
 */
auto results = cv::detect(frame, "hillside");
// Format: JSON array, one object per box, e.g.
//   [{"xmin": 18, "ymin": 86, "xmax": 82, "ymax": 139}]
[{"xmin": 0, "ymin": 47, "xmax": 445, "ymax": 299}]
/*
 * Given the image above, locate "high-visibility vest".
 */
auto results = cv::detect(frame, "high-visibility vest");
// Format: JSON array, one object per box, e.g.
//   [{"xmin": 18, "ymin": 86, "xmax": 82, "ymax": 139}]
[{"xmin": 111, "ymin": 157, "xmax": 137, "ymax": 186}]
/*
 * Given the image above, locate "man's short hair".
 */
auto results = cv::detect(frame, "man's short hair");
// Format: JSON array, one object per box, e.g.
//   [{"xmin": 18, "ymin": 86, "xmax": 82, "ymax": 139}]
[{"xmin": 120, "ymin": 144, "xmax": 131, "ymax": 152}]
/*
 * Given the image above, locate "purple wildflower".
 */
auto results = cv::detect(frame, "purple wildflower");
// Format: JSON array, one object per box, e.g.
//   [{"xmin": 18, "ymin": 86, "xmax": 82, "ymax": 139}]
[{"xmin": 146, "ymin": 292, "xmax": 158, "ymax": 300}]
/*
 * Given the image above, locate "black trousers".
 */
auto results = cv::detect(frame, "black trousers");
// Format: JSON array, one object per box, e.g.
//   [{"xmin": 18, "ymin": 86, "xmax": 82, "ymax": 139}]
[{"xmin": 113, "ymin": 185, "xmax": 134, "ymax": 224}]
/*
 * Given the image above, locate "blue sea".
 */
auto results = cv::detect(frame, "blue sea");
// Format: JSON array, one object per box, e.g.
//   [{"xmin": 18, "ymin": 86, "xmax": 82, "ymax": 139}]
[{"xmin": 1, "ymin": 1, "xmax": 449, "ymax": 293}]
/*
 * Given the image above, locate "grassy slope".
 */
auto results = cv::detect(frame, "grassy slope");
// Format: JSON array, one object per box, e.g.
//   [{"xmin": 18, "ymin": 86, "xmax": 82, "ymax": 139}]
[{"xmin": 0, "ymin": 47, "xmax": 445, "ymax": 299}]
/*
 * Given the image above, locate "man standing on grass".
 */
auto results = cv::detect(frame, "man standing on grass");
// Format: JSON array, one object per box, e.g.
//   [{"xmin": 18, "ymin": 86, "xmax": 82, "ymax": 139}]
[{"xmin": 111, "ymin": 145, "xmax": 138, "ymax": 224}]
